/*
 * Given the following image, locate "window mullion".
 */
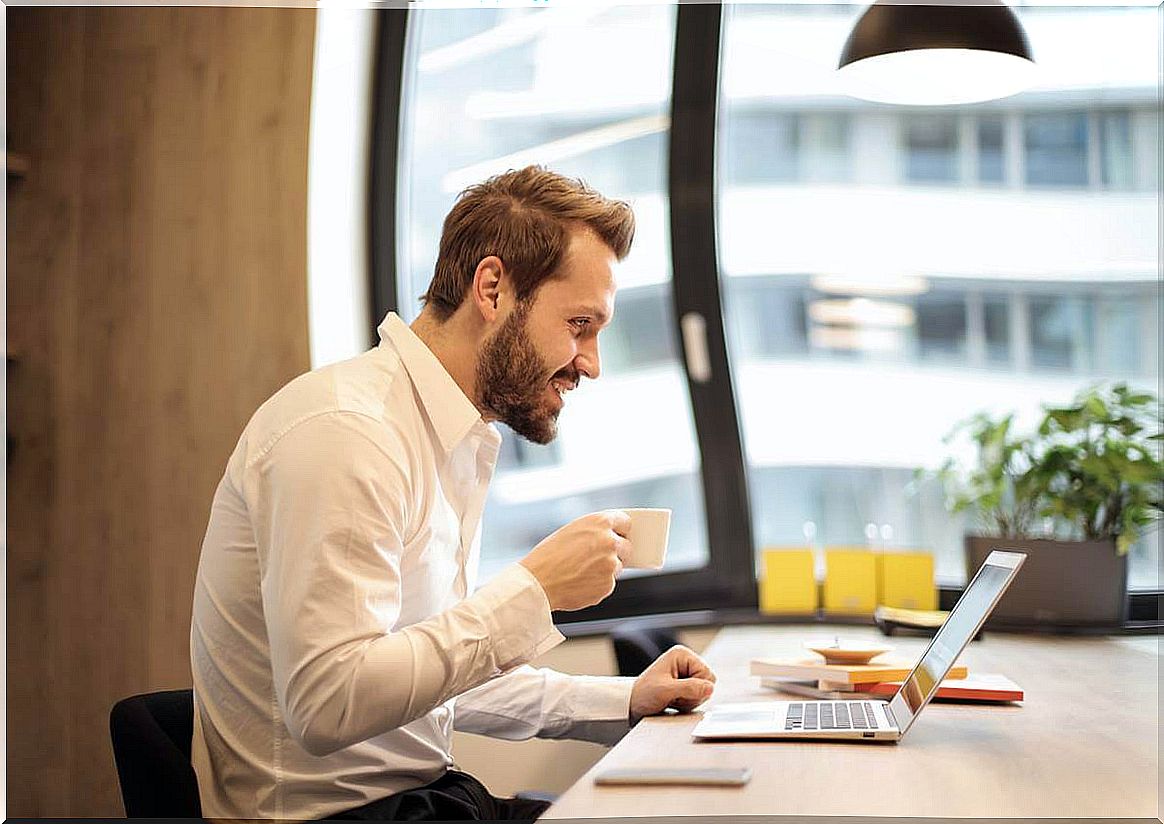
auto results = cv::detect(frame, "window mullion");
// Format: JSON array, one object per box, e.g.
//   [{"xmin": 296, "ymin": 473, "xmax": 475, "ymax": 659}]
[{"xmin": 666, "ymin": 1, "xmax": 757, "ymax": 610}]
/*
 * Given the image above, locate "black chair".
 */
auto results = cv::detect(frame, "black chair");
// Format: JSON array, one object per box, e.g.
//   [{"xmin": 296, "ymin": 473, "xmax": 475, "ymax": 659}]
[
  {"xmin": 110, "ymin": 689, "xmax": 203, "ymax": 818},
  {"xmin": 609, "ymin": 625, "xmax": 682, "ymax": 677}
]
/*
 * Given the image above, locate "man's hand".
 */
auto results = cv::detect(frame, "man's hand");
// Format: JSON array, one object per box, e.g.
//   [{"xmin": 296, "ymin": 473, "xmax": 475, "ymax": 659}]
[
  {"xmin": 519, "ymin": 511, "xmax": 631, "ymax": 612},
  {"xmin": 628, "ymin": 645, "xmax": 716, "ymax": 724}
]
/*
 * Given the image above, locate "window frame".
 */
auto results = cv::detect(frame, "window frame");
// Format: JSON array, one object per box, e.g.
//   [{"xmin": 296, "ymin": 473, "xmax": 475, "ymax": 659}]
[{"xmin": 368, "ymin": 6, "xmax": 1161, "ymax": 627}]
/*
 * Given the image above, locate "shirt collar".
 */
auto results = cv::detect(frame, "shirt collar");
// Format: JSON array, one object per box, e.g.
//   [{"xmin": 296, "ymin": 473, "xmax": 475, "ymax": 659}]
[{"xmin": 378, "ymin": 312, "xmax": 483, "ymax": 453}]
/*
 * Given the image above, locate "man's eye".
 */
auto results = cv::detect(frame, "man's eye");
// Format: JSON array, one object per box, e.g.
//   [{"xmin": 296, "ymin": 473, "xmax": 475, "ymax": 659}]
[{"xmin": 569, "ymin": 318, "xmax": 590, "ymax": 332}]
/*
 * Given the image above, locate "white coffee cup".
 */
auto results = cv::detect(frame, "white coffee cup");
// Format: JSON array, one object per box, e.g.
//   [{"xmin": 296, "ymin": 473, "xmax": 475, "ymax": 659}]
[{"xmin": 619, "ymin": 508, "xmax": 672, "ymax": 569}]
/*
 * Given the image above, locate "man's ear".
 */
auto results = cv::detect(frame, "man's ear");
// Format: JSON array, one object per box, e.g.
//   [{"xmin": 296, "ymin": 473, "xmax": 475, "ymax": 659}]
[{"xmin": 471, "ymin": 256, "xmax": 506, "ymax": 323}]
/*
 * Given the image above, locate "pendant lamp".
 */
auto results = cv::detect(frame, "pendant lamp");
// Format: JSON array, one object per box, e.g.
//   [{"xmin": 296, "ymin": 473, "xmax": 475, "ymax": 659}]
[{"xmin": 837, "ymin": 0, "xmax": 1036, "ymax": 105}]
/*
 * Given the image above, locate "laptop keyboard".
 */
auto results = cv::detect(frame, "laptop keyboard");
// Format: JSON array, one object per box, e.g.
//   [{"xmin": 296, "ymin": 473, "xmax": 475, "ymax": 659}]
[{"xmin": 784, "ymin": 701, "xmax": 882, "ymax": 731}]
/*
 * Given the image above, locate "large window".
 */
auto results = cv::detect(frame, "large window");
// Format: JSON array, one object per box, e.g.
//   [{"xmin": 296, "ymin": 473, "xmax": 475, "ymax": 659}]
[
  {"xmin": 716, "ymin": 3, "xmax": 1159, "ymax": 587},
  {"xmin": 379, "ymin": 3, "xmax": 1161, "ymax": 610},
  {"xmin": 395, "ymin": 5, "xmax": 719, "ymax": 601}
]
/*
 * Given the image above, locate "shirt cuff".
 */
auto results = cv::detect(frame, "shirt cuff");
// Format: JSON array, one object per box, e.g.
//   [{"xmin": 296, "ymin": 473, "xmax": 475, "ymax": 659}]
[
  {"xmin": 474, "ymin": 563, "xmax": 565, "ymax": 672},
  {"xmin": 561, "ymin": 675, "xmax": 635, "ymax": 745}
]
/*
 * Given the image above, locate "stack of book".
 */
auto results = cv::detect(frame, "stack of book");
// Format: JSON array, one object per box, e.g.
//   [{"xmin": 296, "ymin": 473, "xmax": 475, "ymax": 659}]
[{"xmin": 751, "ymin": 657, "xmax": 1023, "ymax": 702}]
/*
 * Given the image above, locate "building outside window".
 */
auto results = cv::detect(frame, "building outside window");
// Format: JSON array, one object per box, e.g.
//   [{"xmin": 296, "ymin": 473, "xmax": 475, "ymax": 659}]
[
  {"xmin": 716, "ymin": 4, "xmax": 1158, "ymax": 586},
  {"xmin": 387, "ymin": 3, "xmax": 1161, "ymax": 600},
  {"xmin": 396, "ymin": 5, "xmax": 711, "ymax": 582}
]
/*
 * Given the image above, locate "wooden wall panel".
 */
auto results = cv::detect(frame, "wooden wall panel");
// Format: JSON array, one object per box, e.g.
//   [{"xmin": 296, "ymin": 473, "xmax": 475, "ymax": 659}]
[{"xmin": 6, "ymin": 8, "xmax": 316, "ymax": 816}]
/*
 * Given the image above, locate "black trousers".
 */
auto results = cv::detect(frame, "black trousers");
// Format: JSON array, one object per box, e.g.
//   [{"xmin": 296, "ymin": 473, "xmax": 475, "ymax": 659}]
[{"xmin": 325, "ymin": 770, "xmax": 552, "ymax": 821}]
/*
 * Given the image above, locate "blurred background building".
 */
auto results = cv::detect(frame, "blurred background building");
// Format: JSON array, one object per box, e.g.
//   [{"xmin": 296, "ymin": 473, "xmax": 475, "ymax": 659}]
[{"xmin": 391, "ymin": 2, "xmax": 1159, "ymax": 588}]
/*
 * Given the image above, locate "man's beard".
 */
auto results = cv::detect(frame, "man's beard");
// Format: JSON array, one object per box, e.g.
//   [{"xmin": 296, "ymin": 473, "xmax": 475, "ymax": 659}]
[{"xmin": 477, "ymin": 302, "xmax": 577, "ymax": 445}]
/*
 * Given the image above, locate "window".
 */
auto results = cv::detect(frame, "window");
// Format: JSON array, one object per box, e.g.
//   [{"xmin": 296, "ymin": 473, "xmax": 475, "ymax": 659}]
[
  {"xmin": 379, "ymin": 3, "xmax": 1161, "ymax": 605},
  {"xmin": 1094, "ymin": 295, "xmax": 1141, "ymax": 375},
  {"xmin": 982, "ymin": 294, "xmax": 1011, "ymax": 366},
  {"xmin": 716, "ymin": 3, "xmax": 1158, "ymax": 589},
  {"xmin": 1024, "ymin": 112, "xmax": 1089, "ymax": 187},
  {"xmin": 724, "ymin": 277, "xmax": 809, "ymax": 360},
  {"xmin": 976, "ymin": 117, "xmax": 1005, "ymax": 184},
  {"xmin": 722, "ymin": 111, "xmax": 800, "ymax": 185},
  {"xmin": 915, "ymin": 290, "xmax": 968, "ymax": 362},
  {"xmin": 394, "ymin": 4, "xmax": 723, "ymax": 608},
  {"xmin": 1029, "ymin": 295, "xmax": 1089, "ymax": 371},
  {"xmin": 905, "ymin": 115, "xmax": 959, "ymax": 183},
  {"xmin": 802, "ymin": 113, "xmax": 851, "ymax": 183},
  {"xmin": 748, "ymin": 467, "xmax": 966, "ymax": 583},
  {"xmin": 1099, "ymin": 110, "xmax": 1133, "ymax": 189}
]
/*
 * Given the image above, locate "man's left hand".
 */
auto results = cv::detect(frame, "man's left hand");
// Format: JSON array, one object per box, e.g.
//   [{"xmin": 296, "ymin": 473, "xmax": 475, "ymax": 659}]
[{"xmin": 628, "ymin": 645, "xmax": 717, "ymax": 724}]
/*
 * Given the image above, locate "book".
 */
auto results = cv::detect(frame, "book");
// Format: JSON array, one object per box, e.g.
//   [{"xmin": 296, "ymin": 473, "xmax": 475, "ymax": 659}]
[
  {"xmin": 750, "ymin": 656, "xmax": 968, "ymax": 686},
  {"xmin": 758, "ymin": 677, "xmax": 889, "ymax": 701},
  {"xmin": 873, "ymin": 605, "xmax": 986, "ymax": 641},
  {"xmin": 847, "ymin": 673, "xmax": 1024, "ymax": 702}
]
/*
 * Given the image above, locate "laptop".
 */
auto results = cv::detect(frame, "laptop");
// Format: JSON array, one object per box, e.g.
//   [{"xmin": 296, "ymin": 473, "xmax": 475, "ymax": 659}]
[{"xmin": 692, "ymin": 550, "xmax": 1026, "ymax": 742}]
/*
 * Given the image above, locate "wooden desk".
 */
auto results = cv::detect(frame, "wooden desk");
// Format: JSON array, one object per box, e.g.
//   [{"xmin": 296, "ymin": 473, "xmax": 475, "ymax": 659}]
[{"xmin": 545, "ymin": 625, "xmax": 1159, "ymax": 820}]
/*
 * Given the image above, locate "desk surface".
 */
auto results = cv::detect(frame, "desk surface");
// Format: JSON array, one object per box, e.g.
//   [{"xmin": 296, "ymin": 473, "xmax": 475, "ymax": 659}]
[{"xmin": 544, "ymin": 625, "xmax": 1159, "ymax": 819}]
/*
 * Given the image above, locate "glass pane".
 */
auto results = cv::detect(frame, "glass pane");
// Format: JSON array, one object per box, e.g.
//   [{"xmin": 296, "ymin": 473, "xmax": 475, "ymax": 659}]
[
  {"xmin": 1029, "ymin": 296, "xmax": 1089, "ymax": 371},
  {"xmin": 399, "ymin": 5, "xmax": 707, "ymax": 582},
  {"xmin": 724, "ymin": 277, "xmax": 809, "ymax": 359},
  {"xmin": 1024, "ymin": 112, "xmax": 1088, "ymax": 186},
  {"xmin": 718, "ymin": 4, "xmax": 1158, "ymax": 587},
  {"xmin": 916, "ymin": 290, "xmax": 967, "ymax": 362},
  {"xmin": 977, "ymin": 116, "xmax": 1005, "ymax": 184},
  {"xmin": 802, "ymin": 113, "xmax": 851, "ymax": 183},
  {"xmin": 1095, "ymin": 296, "xmax": 1141, "ymax": 374},
  {"xmin": 905, "ymin": 115, "xmax": 959, "ymax": 183},
  {"xmin": 722, "ymin": 111, "xmax": 799, "ymax": 185},
  {"xmin": 982, "ymin": 295, "xmax": 1011, "ymax": 366},
  {"xmin": 1100, "ymin": 110, "xmax": 1133, "ymax": 188}
]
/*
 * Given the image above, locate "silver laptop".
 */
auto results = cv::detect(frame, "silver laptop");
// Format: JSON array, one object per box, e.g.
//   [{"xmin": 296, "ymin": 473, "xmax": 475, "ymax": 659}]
[{"xmin": 692, "ymin": 550, "xmax": 1026, "ymax": 742}]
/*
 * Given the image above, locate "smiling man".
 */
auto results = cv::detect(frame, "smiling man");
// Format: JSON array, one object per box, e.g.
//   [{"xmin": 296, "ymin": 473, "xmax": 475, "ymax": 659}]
[{"xmin": 190, "ymin": 166, "xmax": 716, "ymax": 821}]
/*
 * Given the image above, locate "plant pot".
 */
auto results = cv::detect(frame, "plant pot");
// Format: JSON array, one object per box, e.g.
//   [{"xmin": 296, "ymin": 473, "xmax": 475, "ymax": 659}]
[{"xmin": 964, "ymin": 536, "xmax": 1128, "ymax": 630}]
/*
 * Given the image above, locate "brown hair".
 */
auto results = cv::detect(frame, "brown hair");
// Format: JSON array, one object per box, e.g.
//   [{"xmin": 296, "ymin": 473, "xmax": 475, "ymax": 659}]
[{"xmin": 422, "ymin": 166, "xmax": 635, "ymax": 319}]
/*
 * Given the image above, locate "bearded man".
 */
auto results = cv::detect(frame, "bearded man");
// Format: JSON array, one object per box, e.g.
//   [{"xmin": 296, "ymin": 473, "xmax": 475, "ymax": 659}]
[{"xmin": 190, "ymin": 166, "xmax": 717, "ymax": 821}]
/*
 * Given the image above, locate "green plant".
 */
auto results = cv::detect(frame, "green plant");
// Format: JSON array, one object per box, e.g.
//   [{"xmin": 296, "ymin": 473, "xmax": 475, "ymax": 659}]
[
  {"xmin": 934, "ymin": 383, "xmax": 1162, "ymax": 555},
  {"xmin": 935, "ymin": 412, "xmax": 1041, "ymax": 540},
  {"xmin": 1031, "ymin": 384, "xmax": 1162, "ymax": 554}
]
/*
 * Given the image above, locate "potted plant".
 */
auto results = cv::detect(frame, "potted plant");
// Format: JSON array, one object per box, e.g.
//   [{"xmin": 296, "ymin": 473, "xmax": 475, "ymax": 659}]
[{"xmin": 936, "ymin": 383, "xmax": 1161, "ymax": 630}]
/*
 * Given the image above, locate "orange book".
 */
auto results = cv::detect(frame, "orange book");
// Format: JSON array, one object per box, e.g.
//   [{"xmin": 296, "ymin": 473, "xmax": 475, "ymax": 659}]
[
  {"xmin": 848, "ymin": 673, "xmax": 1023, "ymax": 702},
  {"xmin": 750, "ymin": 657, "xmax": 968, "ymax": 686}
]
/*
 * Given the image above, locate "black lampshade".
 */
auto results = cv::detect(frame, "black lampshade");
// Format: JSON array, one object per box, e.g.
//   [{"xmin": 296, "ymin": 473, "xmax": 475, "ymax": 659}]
[{"xmin": 837, "ymin": 1, "xmax": 1036, "ymax": 105}]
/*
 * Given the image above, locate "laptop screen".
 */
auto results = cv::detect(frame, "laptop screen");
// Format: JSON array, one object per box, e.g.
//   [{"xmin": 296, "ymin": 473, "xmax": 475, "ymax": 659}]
[{"xmin": 888, "ymin": 551, "xmax": 1024, "ymax": 735}]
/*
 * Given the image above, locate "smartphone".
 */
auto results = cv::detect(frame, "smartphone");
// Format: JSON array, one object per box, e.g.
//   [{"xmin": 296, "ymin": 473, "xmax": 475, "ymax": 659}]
[{"xmin": 594, "ymin": 767, "xmax": 752, "ymax": 787}]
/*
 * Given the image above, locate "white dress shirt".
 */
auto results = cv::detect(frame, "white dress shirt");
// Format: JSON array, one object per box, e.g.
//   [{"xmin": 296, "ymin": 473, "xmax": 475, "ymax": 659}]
[{"xmin": 190, "ymin": 313, "xmax": 633, "ymax": 820}]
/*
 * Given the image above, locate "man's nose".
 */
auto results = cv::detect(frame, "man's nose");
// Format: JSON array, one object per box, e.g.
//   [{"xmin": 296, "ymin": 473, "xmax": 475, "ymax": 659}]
[{"xmin": 575, "ymin": 338, "xmax": 601, "ymax": 381}]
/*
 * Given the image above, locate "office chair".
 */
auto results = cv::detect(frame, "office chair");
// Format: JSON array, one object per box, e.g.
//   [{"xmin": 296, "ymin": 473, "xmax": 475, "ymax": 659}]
[
  {"xmin": 110, "ymin": 689, "xmax": 202, "ymax": 818},
  {"xmin": 609, "ymin": 625, "xmax": 682, "ymax": 677}
]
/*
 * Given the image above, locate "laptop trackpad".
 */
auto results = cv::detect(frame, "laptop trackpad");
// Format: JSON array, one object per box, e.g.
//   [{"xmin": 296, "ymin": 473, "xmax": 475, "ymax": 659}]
[{"xmin": 705, "ymin": 707, "xmax": 780, "ymax": 726}]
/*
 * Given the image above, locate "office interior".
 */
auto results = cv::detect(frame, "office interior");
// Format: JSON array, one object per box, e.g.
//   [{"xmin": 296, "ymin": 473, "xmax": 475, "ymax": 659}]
[{"xmin": 5, "ymin": 2, "xmax": 1160, "ymax": 819}]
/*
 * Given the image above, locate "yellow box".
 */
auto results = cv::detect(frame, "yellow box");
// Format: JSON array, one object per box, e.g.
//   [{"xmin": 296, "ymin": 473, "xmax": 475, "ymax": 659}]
[
  {"xmin": 876, "ymin": 551, "xmax": 937, "ymax": 610},
  {"xmin": 823, "ymin": 548, "xmax": 877, "ymax": 615},
  {"xmin": 758, "ymin": 548, "xmax": 817, "ymax": 614}
]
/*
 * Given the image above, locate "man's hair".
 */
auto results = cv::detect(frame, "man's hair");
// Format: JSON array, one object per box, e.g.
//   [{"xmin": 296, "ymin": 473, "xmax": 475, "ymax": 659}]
[{"xmin": 422, "ymin": 166, "xmax": 635, "ymax": 319}]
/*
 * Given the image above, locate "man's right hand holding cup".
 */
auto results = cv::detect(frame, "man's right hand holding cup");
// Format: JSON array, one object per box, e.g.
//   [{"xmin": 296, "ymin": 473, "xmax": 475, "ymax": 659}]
[{"xmin": 519, "ymin": 510, "xmax": 631, "ymax": 611}]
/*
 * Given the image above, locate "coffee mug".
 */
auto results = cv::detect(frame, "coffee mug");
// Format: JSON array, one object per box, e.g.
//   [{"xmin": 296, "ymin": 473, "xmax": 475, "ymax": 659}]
[{"xmin": 619, "ymin": 508, "xmax": 672, "ymax": 569}]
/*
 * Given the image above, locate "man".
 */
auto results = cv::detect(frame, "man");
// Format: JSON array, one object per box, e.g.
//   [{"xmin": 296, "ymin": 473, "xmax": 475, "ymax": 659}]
[{"xmin": 191, "ymin": 166, "xmax": 717, "ymax": 821}]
